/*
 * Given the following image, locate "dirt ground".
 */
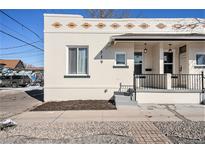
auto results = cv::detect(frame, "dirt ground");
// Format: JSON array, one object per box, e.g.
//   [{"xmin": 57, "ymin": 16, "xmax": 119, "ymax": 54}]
[{"xmin": 31, "ymin": 100, "xmax": 116, "ymax": 111}]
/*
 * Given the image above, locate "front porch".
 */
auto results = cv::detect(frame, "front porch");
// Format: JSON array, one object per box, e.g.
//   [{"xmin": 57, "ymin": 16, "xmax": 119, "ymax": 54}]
[
  {"xmin": 115, "ymin": 73, "xmax": 205, "ymax": 105},
  {"xmin": 112, "ymin": 39, "xmax": 205, "ymax": 104},
  {"xmin": 110, "ymin": 34, "xmax": 205, "ymax": 104}
]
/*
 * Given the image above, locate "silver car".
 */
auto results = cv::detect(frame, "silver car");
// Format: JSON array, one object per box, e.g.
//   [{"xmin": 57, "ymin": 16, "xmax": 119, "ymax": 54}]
[{"xmin": 0, "ymin": 75, "xmax": 31, "ymax": 88}]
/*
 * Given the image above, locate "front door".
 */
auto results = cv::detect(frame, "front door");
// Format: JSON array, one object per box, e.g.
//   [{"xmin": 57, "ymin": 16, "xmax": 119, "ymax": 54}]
[
  {"xmin": 134, "ymin": 52, "xmax": 142, "ymax": 75},
  {"xmin": 164, "ymin": 52, "xmax": 173, "ymax": 74}
]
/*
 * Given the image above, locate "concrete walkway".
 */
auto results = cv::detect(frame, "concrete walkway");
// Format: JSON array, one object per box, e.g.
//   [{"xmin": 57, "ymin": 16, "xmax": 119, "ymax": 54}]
[{"xmin": 12, "ymin": 104, "xmax": 205, "ymax": 123}]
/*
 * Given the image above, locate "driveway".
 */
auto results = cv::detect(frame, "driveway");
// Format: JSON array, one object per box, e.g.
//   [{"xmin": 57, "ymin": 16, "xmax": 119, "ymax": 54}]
[{"xmin": 0, "ymin": 86, "xmax": 43, "ymax": 119}]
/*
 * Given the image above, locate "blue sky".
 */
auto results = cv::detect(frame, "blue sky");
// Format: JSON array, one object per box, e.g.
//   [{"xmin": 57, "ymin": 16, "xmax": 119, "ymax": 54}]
[{"xmin": 0, "ymin": 9, "xmax": 205, "ymax": 67}]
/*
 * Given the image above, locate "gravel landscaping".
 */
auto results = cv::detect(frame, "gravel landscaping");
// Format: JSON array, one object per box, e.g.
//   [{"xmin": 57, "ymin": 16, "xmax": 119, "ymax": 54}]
[
  {"xmin": 0, "ymin": 134, "xmax": 135, "ymax": 144},
  {"xmin": 0, "ymin": 122, "xmax": 137, "ymax": 144},
  {"xmin": 0, "ymin": 121, "xmax": 171, "ymax": 144},
  {"xmin": 31, "ymin": 100, "xmax": 116, "ymax": 111},
  {"xmin": 154, "ymin": 121, "xmax": 205, "ymax": 144}
]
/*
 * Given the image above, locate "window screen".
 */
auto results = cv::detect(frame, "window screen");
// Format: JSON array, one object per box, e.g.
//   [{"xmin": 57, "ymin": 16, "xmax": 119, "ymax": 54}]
[
  {"xmin": 68, "ymin": 47, "xmax": 88, "ymax": 74},
  {"xmin": 116, "ymin": 53, "xmax": 126, "ymax": 65},
  {"xmin": 196, "ymin": 54, "xmax": 205, "ymax": 65}
]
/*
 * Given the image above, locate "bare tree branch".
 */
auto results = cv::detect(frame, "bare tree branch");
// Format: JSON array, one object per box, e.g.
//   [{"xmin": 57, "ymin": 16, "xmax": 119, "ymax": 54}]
[{"xmin": 87, "ymin": 9, "xmax": 130, "ymax": 18}]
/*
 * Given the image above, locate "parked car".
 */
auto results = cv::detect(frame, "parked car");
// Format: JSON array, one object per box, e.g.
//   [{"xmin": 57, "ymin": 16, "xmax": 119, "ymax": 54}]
[
  {"xmin": 0, "ymin": 75, "xmax": 31, "ymax": 88},
  {"xmin": 30, "ymin": 78, "xmax": 44, "ymax": 87}
]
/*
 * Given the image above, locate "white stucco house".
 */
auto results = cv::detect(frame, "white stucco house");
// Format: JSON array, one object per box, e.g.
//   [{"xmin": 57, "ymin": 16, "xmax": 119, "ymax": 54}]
[{"xmin": 44, "ymin": 14, "xmax": 205, "ymax": 104}]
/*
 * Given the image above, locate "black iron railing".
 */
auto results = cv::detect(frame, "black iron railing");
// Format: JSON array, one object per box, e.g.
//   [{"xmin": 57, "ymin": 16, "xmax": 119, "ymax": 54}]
[
  {"xmin": 119, "ymin": 72, "xmax": 205, "ymax": 101},
  {"xmin": 133, "ymin": 73, "xmax": 204, "ymax": 91},
  {"xmin": 134, "ymin": 74, "xmax": 166, "ymax": 90},
  {"xmin": 118, "ymin": 72, "xmax": 205, "ymax": 102},
  {"xmin": 119, "ymin": 83, "xmax": 133, "ymax": 92},
  {"xmin": 171, "ymin": 74, "xmax": 202, "ymax": 90}
]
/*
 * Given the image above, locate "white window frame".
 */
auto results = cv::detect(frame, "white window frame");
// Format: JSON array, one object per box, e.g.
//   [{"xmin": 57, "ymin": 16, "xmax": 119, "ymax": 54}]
[
  {"xmin": 66, "ymin": 46, "xmax": 89, "ymax": 76},
  {"xmin": 196, "ymin": 53, "xmax": 205, "ymax": 66},
  {"xmin": 115, "ymin": 52, "xmax": 127, "ymax": 66}
]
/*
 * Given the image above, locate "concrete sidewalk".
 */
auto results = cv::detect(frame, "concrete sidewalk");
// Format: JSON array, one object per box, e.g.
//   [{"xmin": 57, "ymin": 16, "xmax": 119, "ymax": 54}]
[{"xmin": 12, "ymin": 104, "xmax": 205, "ymax": 123}]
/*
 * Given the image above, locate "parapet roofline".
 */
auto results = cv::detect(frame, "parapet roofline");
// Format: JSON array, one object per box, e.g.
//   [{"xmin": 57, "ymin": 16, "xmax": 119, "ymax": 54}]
[
  {"xmin": 43, "ymin": 14, "xmax": 204, "ymax": 21},
  {"xmin": 44, "ymin": 14, "xmax": 84, "ymax": 18}
]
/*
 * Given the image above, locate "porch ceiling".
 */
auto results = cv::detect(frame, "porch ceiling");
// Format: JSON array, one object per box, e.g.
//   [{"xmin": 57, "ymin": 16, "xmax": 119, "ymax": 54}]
[
  {"xmin": 133, "ymin": 41, "xmax": 186, "ymax": 48},
  {"xmin": 111, "ymin": 33, "xmax": 205, "ymax": 42}
]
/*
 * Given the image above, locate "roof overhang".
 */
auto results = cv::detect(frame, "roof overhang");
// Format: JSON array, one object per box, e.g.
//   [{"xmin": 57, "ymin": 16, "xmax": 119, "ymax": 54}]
[{"xmin": 110, "ymin": 33, "xmax": 205, "ymax": 43}]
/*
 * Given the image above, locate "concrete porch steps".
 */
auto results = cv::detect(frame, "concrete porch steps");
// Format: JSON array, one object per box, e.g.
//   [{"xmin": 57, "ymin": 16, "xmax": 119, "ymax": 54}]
[{"xmin": 114, "ymin": 93, "xmax": 137, "ymax": 107}]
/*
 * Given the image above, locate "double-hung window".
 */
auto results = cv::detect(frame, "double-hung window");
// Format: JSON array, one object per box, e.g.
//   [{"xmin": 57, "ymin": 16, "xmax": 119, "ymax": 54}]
[
  {"xmin": 67, "ymin": 46, "xmax": 88, "ymax": 75},
  {"xmin": 196, "ymin": 54, "xmax": 205, "ymax": 66},
  {"xmin": 115, "ymin": 52, "xmax": 126, "ymax": 66}
]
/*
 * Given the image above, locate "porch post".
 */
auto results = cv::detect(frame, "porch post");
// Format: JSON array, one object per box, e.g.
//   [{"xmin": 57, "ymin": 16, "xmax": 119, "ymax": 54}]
[
  {"xmin": 202, "ymin": 71, "xmax": 204, "ymax": 93},
  {"xmin": 165, "ymin": 73, "xmax": 172, "ymax": 90},
  {"xmin": 159, "ymin": 43, "xmax": 164, "ymax": 74},
  {"xmin": 133, "ymin": 72, "xmax": 136, "ymax": 101},
  {"xmin": 119, "ymin": 82, "xmax": 122, "ymax": 92}
]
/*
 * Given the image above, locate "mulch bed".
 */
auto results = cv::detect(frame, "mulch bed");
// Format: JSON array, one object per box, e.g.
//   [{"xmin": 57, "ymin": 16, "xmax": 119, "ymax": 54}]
[{"xmin": 31, "ymin": 100, "xmax": 116, "ymax": 111}]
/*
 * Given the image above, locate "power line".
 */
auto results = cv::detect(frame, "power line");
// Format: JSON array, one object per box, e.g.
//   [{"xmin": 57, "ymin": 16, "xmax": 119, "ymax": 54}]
[
  {"xmin": 0, "ymin": 22, "xmax": 34, "ymax": 42},
  {"xmin": 0, "ymin": 40, "xmax": 41, "ymax": 50},
  {"xmin": 0, "ymin": 10, "xmax": 42, "ymax": 40},
  {"xmin": 0, "ymin": 30, "xmax": 44, "ymax": 51},
  {"xmin": 1, "ymin": 54, "xmax": 43, "ymax": 59},
  {"xmin": 1, "ymin": 53, "xmax": 43, "ymax": 59},
  {"xmin": 1, "ymin": 48, "xmax": 43, "ymax": 56}
]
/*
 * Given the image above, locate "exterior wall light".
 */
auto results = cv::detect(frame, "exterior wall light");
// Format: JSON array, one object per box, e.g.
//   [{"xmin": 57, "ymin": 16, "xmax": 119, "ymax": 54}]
[
  {"xmin": 168, "ymin": 44, "xmax": 172, "ymax": 52},
  {"xmin": 144, "ymin": 43, "xmax": 148, "ymax": 53},
  {"xmin": 100, "ymin": 50, "xmax": 103, "ymax": 63}
]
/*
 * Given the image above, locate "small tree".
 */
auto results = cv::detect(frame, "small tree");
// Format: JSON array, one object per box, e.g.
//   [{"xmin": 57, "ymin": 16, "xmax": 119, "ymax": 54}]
[
  {"xmin": 172, "ymin": 18, "xmax": 205, "ymax": 31},
  {"xmin": 86, "ymin": 9, "xmax": 130, "ymax": 18}
]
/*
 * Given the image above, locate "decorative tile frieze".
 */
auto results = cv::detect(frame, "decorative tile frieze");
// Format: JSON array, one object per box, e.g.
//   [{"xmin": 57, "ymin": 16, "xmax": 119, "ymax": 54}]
[
  {"xmin": 172, "ymin": 24, "xmax": 183, "ymax": 29},
  {"xmin": 96, "ymin": 23, "xmax": 106, "ymax": 29},
  {"xmin": 67, "ymin": 22, "xmax": 77, "ymax": 28},
  {"xmin": 81, "ymin": 22, "xmax": 92, "ymax": 28},
  {"xmin": 187, "ymin": 24, "xmax": 198, "ymax": 29},
  {"xmin": 125, "ymin": 23, "xmax": 135, "ymax": 29},
  {"xmin": 52, "ymin": 22, "xmax": 62, "ymax": 28},
  {"xmin": 156, "ymin": 23, "xmax": 166, "ymax": 29},
  {"xmin": 110, "ymin": 23, "xmax": 120, "ymax": 29},
  {"xmin": 139, "ymin": 23, "xmax": 150, "ymax": 29}
]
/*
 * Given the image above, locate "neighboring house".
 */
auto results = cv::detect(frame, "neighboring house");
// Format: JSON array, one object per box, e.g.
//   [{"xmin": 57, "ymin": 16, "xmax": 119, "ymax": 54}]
[
  {"xmin": 0, "ymin": 63, "xmax": 6, "ymax": 75},
  {"xmin": 24, "ymin": 66, "xmax": 44, "ymax": 82},
  {"xmin": 0, "ymin": 59, "xmax": 25, "ymax": 70},
  {"xmin": 25, "ymin": 67, "xmax": 44, "ymax": 72},
  {"xmin": 44, "ymin": 14, "xmax": 205, "ymax": 104}
]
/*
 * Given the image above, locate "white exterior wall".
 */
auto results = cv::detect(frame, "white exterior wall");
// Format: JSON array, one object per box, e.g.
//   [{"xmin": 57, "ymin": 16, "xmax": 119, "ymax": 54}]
[
  {"xmin": 188, "ymin": 42, "xmax": 205, "ymax": 74},
  {"xmin": 136, "ymin": 92, "xmax": 202, "ymax": 104},
  {"xmin": 44, "ymin": 33, "xmax": 134, "ymax": 101},
  {"xmin": 152, "ymin": 44, "xmax": 161, "ymax": 74},
  {"xmin": 44, "ymin": 14, "xmax": 205, "ymax": 101}
]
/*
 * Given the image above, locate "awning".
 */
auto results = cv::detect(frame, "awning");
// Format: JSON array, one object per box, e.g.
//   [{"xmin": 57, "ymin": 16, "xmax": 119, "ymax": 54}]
[{"xmin": 110, "ymin": 33, "xmax": 205, "ymax": 42}]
